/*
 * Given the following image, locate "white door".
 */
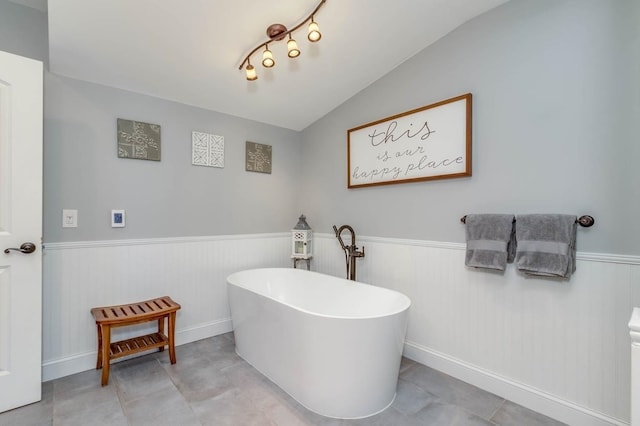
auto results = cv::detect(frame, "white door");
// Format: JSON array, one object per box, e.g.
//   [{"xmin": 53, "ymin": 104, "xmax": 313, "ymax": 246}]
[{"xmin": 0, "ymin": 50, "xmax": 43, "ymax": 413}]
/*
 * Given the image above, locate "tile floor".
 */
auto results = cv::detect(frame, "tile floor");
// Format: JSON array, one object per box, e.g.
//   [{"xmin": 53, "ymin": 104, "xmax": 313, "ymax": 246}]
[{"xmin": 0, "ymin": 333, "xmax": 566, "ymax": 426}]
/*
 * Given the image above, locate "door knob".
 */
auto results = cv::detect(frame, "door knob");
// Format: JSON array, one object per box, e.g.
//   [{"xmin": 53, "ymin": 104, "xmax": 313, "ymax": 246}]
[{"xmin": 4, "ymin": 242, "xmax": 37, "ymax": 254}]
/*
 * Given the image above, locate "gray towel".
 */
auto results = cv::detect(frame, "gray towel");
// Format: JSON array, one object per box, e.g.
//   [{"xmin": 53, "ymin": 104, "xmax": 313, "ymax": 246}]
[
  {"xmin": 465, "ymin": 214, "xmax": 516, "ymax": 271},
  {"xmin": 515, "ymin": 214, "xmax": 577, "ymax": 278}
]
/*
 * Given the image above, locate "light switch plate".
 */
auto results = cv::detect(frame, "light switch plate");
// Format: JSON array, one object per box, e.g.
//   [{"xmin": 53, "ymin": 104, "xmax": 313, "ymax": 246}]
[{"xmin": 62, "ymin": 209, "xmax": 78, "ymax": 228}]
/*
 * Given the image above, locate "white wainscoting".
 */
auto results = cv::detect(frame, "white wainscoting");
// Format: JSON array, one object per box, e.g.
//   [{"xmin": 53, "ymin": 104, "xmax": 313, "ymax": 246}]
[
  {"xmin": 314, "ymin": 234, "xmax": 640, "ymax": 426},
  {"xmin": 42, "ymin": 233, "xmax": 291, "ymax": 382},
  {"xmin": 42, "ymin": 232, "xmax": 639, "ymax": 425}
]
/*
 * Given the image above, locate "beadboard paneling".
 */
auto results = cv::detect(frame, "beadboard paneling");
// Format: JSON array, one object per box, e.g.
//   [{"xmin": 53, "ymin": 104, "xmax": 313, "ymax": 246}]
[
  {"xmin": 42, "ymin": 233, "xmax": 639, "ymax": 425},
  {"xmin": 313, "ymin": 234, "xmax": 639, "ymax": 425},
  {"xmin": 41, "ymin": 233, "xmax": 290, "ymax": 381}
]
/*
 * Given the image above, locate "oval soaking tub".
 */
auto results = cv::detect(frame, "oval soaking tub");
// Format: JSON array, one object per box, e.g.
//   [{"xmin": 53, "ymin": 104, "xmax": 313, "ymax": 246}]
[{"xmin": 226, "ymin": 268, "xmax": 411, "ymax": 419}]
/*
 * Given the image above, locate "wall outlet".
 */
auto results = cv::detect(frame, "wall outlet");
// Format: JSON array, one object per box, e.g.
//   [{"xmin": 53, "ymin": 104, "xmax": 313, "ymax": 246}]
[{"xmin": 62, "ymin": 209, "xmax": 78, "ymax": 228}]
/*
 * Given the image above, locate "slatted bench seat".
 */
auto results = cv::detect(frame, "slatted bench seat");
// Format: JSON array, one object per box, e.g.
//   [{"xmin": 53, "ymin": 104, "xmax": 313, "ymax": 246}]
[{"xmin": 91, "ymin": 296, "xmax": 181, "ymax": 386}]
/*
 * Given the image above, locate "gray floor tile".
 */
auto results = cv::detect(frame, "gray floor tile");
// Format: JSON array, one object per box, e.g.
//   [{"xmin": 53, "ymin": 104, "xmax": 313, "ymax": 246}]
[
  {"xmin": 400, "ymin": 363, "xmax": 504, "ymax": 420},
  {"xmin": 412, "ymin": 401, "xmax": 497, "ymax": 426},
  {"xmin": 0, "ymin": 334, "xmax": 565, "ymax": 426},
  {"xmin": 156, "ymin": 338, "xmax": 201, "ymax": 361},
  {"xmin": 262, "ymin": 402, "xmax": 320, "ymax": 426},
  {"xmin": 53, "ymin": 384, "xmax": 126, "ymax": 426},
  {"xmin": 193, "ymin": 332, "xmax": 236, "ymax": 353},
  {"xmin": 344, "ymin": 406, "xmax": 417, "ymax": 426},
  {"xmin": 110, "ymin": 356, "xmax": 175, "ymax": 403},
  {"xmin": 221, "ymin": 361, "xmax": 296, "ymax": 413},
  {"xmin": 53, "ymin": 369, "xmax": 104, "ymax": 399},
  {"xmin": 399, "ymin": 357, "xmax": 417, "ymax": 375},
  {"xmin": 491, "ymin": 400, "xmax": 567, "ymax": 426},
  {"xmin": 122, "ymin": 386, "xmax": 200, "ymax": 426},
  {"xmin": 0, "ymin": 382, "xmax": 53, "ymax": 426},
  {"xmin": 164, "ymin": 352, "xmax": 235, "ymax": 403},
  {"xmin": 392, "ymin": 378, "xmax": 439, "ymax": 416},
  {"xmin": 201, "ymin": 346, "xmax": 244, "ymax": 372},
  {"xmin": 41, "ymin": 381, "xmax": 53, "ymax": 398},
  {"xmin": 190, "ymin": 387, "xmax": 272, "ymax": 426},
  {"xmin": 261, "ymin": 393, "xmax": 344, "ymax": 426}
]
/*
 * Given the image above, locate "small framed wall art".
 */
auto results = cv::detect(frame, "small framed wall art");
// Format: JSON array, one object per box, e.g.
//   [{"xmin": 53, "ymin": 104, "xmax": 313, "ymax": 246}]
[
  {"xmin": 245, "ymin": 141, "xmax": 272, "ymax": 174},
  {"xmin": 117, "ymin": 118, "xmax": 161, "ymax": 161}
]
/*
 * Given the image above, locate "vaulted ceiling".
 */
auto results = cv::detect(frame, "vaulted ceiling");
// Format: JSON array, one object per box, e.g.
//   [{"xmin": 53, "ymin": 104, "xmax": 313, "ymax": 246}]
[{"xmin": 19, "ymin": 0, "xmax": 510, "ymax": 131}]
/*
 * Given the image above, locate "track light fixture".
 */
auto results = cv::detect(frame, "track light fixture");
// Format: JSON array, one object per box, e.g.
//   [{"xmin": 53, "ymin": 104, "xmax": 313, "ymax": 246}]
[{"xmin": 240, "ymin": 0, "xmax": 326, "ymax": 81}]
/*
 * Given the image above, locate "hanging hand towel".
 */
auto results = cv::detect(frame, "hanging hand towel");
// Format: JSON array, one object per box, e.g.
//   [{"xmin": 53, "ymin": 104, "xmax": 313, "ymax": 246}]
[
  {"xmin": 465, "ymin": 214, "xmax": 516, "ymax": 271},
  {"xmin": 515, "ymin": 214, "xmax": 577, "ymax": 278}
]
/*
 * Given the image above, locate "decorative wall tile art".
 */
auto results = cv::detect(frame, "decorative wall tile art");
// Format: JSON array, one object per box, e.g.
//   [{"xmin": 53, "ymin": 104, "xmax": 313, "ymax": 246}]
[
  {"xmin": 117, "ymin": 118, "xmax": 161, "ymax": 161},
  {"xmin": 245, "ymin": 141, "xmax": 272, "ymax": 174},
  {"xmin": 192, "ymin": 131, "xmax": 224, "ymax": 168}
]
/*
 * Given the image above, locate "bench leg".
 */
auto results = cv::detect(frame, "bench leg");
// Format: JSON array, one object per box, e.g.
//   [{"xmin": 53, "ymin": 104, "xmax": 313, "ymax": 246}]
[
  {"xmin": 168, "ymin": 312, "xmax": 177, "ymax": 364},
  {"xmin": 96, "ymin": 324, "xmax": 103, "ymax": 369},
  {"xmin": 100, "ymin": 325, "xmax": 111, "ymax": 386},
  {"xmin": 157, "ymin": 317, "xmax": 165, "ymax": 353}
]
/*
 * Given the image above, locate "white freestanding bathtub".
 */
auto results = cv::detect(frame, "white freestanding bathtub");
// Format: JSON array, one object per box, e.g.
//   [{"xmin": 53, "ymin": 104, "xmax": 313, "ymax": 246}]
[{"xmin": 226, "ymin": 268, "xmax": 411, "ymax": 419}]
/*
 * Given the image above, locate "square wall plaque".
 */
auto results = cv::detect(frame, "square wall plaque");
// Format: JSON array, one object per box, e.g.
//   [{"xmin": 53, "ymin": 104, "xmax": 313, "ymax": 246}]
[
  {"xmin": 245, "ymin": 141, "xmax": 272, "ymax": 174},
  {"xmin": 192, "ymin": 131, "xmax": 224, "ymax": 168},
  {"xmin": 117, "ymin": 118, "xmax": 161, "ymax": 161}
]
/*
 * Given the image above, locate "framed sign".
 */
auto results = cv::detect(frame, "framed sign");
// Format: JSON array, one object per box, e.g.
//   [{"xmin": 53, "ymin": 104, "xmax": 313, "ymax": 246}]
[{"xmin": 347, "ymin": 93, "xmax": 472, "ymax": 188}]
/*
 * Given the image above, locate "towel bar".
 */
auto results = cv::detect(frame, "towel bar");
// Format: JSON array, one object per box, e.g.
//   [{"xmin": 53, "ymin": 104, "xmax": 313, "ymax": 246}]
[{"xmin": 460, "ymin": 214, "xmax": 595, "ymax": 227}]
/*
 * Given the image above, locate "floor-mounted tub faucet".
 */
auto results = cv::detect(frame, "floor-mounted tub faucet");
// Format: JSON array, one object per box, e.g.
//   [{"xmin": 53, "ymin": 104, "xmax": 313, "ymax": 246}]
[{"xmin": 333, "ymin": 225, "xmax": 365, "ymax": 281}]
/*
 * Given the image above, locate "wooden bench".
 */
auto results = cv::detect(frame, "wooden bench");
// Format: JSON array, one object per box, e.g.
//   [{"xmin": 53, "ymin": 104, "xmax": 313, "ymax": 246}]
[{"xmin": 91, "ymin": 296, "xmax": 181, "ymax": 386}]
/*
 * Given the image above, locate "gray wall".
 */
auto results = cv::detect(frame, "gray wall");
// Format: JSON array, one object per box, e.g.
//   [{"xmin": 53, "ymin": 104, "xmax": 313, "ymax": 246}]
[
  {"xmin": 0, "ymin": 0, "xmax": 303, "ymax": 243},
  {"xmin": 2, "ymin": 0, "xmax": 639, "ymax": 253},
  {"xmin": 44, "ymin": 74, "xmax": 302, "ymax": 242},
  {"xmin": 0, "ymin": 0, "xmax": 48, "ymax": 65},
  {"xmin": 300, "ymin": 0, "xmax": 640, "ymax": 255}
]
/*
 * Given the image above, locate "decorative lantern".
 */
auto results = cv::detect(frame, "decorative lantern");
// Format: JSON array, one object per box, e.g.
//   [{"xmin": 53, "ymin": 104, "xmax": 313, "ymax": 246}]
[{"xmin": 291, "ymin": 214, "xmax": 312, "ymax": 269}]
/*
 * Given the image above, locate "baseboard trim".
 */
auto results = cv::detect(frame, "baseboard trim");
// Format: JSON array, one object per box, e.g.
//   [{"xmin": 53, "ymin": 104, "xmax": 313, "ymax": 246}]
[
  {"xmin": 42, "ymin": 318, "xmax": 233, "ymax": 382},
  {"xmin": 403, "ymin": 340, "xmax": 628, "ymax": 426}
]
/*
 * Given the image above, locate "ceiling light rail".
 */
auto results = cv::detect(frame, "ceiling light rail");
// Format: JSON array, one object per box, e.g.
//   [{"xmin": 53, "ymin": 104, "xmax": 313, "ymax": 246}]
[{"xmin": 239, "ymin": 0, "xmax": 327, "ymax": 81}]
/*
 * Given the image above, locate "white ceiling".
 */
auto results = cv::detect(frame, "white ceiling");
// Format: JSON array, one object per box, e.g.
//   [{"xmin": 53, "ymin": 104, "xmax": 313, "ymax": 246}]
[{"xmin": 41, "ymin": 0, "xmax": 509, "ymax": 131}]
